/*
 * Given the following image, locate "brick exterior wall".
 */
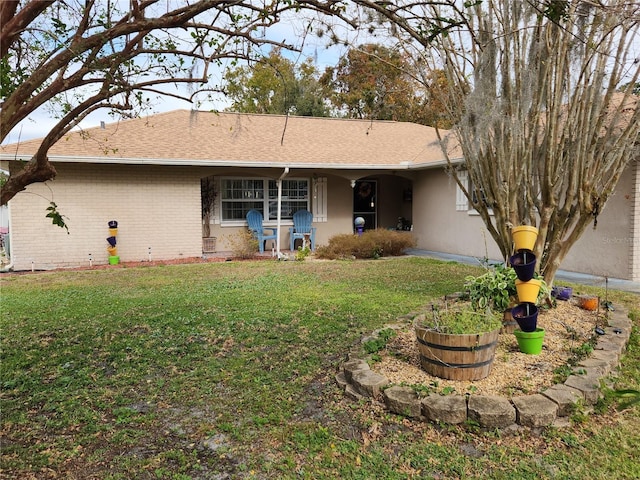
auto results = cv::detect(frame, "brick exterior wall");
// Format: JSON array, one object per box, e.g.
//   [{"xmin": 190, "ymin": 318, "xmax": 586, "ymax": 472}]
[
  {"xmin": 631, "ymin": 160, "xmax": 640, "ymax": 281},
  {"xmin": 7, "ymin": 163, "xmax": 202, "ymax": 270}
]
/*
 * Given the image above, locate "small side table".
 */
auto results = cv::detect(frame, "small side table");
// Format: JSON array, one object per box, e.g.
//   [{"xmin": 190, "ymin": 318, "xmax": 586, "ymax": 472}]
[{"xmin": 302, "ymin": 233, "xmax": 311, "ymax": 250}]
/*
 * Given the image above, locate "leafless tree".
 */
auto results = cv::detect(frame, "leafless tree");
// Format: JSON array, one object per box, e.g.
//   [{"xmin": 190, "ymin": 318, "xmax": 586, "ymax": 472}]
[{"xmin": 350, "ymin": 0, "xmax": 640, "ymax": 284}]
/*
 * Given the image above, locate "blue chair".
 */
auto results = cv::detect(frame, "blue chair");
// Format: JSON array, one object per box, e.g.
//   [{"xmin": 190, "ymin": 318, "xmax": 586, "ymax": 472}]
[
  {"xmin": 289, "ymin": 210, "xmax": 316, "ymax": 251},
  {"xmin": 246, "ymin": 210, "xmax": 277, "ymax": 253}
]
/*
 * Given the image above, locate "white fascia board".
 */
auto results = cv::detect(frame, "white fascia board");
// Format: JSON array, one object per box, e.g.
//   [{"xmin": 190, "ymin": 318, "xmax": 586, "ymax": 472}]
[
  {"xmin": 0, "ymin": 154, "xmax": 463, "ymax": 170},
  {"xmin": 408, "ymin": 157, "xmax": 465, "ymax": 169}
]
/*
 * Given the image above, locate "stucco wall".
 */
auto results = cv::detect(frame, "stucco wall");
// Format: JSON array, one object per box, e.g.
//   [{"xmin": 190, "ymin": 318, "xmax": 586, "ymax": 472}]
[
  {"xmin": 8, "ymin": 160, "xmax": 634, "ymax": 277},
  {"xmin": 411, "ymin": 166, "xmax": 634, "ymax": 280},
  {"xmin": 7, "ymin": 163, "xmax": 202, "ymax": 270},
  {"xmin": 411, "ymin": 169, "xmax": 503, "ymax": 261},
  {"xmin": 561, "ymin": 162, "xmax": 634, "ymax": 280}
]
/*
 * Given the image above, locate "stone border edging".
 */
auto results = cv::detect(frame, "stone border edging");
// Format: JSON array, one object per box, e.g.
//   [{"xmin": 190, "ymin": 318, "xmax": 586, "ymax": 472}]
[{"xmin": 336, "ymin": 305, "xmax": 632, "ymax": 429}]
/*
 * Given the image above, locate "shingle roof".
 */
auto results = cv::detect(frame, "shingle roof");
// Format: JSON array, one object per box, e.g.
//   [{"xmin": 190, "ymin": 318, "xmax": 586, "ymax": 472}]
[{"xmin": 1, "ymin": 110, "xmax": 460, "ymax": 169}]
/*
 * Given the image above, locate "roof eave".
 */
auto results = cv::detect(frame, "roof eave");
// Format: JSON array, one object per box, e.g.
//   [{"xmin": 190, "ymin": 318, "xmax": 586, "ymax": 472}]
[
  {"xmin": 0, "ymin": 154, "xmax": 463, "ymax": 170},
  {"xmin": 408, "ymin": 157, "xmax": 464, "ymax": 169}
]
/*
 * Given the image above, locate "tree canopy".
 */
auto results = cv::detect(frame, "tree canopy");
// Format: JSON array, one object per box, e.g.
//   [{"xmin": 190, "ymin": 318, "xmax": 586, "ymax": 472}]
[
  {"xmin": 223, "ymin": 48, "xmax": 330, "ymax": 117},
  {"xmin": 320, "ymin": 43, "xmax": 418, "ymax": 120},
  {"xmin": 0, "ymin": 0, "xmax": 354, "ymax": 205},
  {"xmin": 352, "ymin": 0, "xmax": 640, "ymax": 284},
  {"xmin": 224, "ymin": 42, "xmax": 452, "ymax": 125}
]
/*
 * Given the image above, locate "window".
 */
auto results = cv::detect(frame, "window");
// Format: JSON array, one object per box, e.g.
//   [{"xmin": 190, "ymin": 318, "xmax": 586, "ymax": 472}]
[
  {"xmin": 456, "ymin": 171, "xmax": 469, "ymax": 211},
  {"xmin": 268, "ymin": 178, "xmax": 309, "ymax": 220},
  {"xmin": 455, "ymin": 170, "xmax": 493, "ymax": 215},
  {"xmin": 220, "ymin": 177, "xmax": 309, "ymax": 222}
]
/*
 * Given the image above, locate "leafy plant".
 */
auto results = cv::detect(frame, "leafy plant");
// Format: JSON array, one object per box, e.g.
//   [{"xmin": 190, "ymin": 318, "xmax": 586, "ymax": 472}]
[
  {"xmin": 571, "ymin": 340, "xmax": 595, "ymax": 359},
  {"xmin": 441, "ymin": 386, "xmax": 456, "ymax": 395},
  {"xmin": 465, "ymin": 261, "xmax": 550, "ymax": 311},
  {"xmin": 410, "ymin": 383, "xmax": 435, "ymax": 398},
  {"xmin": 200, "ymin": 176, "xmax": 217, "ymax": 238},
  {"xmin": 421, "ymin": 303, "xmax": 502, "ymax": 335},
  {"xmin": 45, "ymin": 202, "xmax": 69, "ymax": 233},
  {"xmin": 553, "ymin": 364, "xmax": 573, "ymax": 384},
  {"xmin": 295, "ymin": 245, "xmax": 311, "ymax": 261},
  {"xmin": 363, "ymin": 328, "xmax": 397, "ymax": 354},
  {"xmin": 465, "ymin": 262, "xmax": 517, "ymax": 312}
]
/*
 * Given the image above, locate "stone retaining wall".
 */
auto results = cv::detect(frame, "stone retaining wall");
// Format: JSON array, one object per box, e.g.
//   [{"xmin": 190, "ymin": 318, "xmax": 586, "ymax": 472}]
[{"xmin": 336, "ymin": 306, "xmax": 632, "ymax": 429}]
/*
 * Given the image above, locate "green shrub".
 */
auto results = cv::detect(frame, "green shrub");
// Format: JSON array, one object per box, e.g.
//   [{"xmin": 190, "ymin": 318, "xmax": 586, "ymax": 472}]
[
  {"xmin": 418, "ymin": 303, "xmax": 503, "ymax": 334},
  {"xmin": 316, "ymin": 229, "xmax": 416, "ymax": 259},
  {"xmin": 295, "ymin": 246, "xmax": 311, "ymax": 261},
  {"xmin": 363, "ymin": 328, "xmax": 397, "ymax": 354},
  {"xmin": 464, "ymin": 260, "xmax": 550, "ymax": 312}
]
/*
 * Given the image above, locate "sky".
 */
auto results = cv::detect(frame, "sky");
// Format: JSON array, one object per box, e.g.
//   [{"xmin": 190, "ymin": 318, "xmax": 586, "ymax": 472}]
[
  {"xmin": 2, "ymin": 7, "xmax": 361, "ymax": 145},
  {"xmin": 6, "ymin": 2, "xmax": 636, "ymax": 146}
]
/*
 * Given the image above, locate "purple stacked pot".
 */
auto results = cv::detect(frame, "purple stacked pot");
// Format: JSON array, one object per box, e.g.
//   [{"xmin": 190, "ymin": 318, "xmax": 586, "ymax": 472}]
[
  {"xmin": 509, "ymin": 251, "xmax": 536, "ymax": 282},
  {"xmin": 511, "ymin": 302, "xmax": 538, "ymax": 332}
]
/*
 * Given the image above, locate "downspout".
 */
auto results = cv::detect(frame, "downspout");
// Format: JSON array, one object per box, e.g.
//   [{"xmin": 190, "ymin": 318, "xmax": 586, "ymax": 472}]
[
  {"xmin": 276, "ymin": 167, "xmax": 289, "ymax": 258},
  {"xmin": 0, "ymin": 203, "xmax": 13, "ymax": 273}
]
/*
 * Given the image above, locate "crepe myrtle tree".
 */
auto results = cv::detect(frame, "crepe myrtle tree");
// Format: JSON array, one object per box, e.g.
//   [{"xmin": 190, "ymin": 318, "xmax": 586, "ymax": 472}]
[
  {"xmin": 348, "ymin": 0, "xmax": 640, "ymax": 284},
  {"xmin": 0, "ymin": 0, "xmax": 356, "ymax": 207}
]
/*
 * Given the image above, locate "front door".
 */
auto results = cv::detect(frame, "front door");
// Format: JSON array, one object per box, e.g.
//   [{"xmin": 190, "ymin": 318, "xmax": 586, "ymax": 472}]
[{"xmin": 353, "ymin": 180, "xmax": 377, "ymax": 231}]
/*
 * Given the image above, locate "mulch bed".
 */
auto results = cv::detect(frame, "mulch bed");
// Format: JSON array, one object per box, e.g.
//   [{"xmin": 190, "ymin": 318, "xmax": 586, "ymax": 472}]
[
  {"xmin": 0, "ymin": 253, "xmax": 276, "ymax": 276},
  {"xmin": 375, "ymin": 300, "xmax": 608, "ymax": 396}
]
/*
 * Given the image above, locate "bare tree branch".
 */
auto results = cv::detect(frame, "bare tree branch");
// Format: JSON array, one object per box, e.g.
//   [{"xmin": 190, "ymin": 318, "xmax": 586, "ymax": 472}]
[
  {"xmin": 351, "ymin": 0, "xmax": 640, "ymax": 284},
  {"xmin": 1, "ymin": 0, "xmax": 357, "ymax": 205}
]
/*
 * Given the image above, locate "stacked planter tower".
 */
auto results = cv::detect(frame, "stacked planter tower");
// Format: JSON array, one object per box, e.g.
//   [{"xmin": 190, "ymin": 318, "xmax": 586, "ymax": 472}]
[
  {"xmin": 509, "ymin": 226, "xmax": 544, "ymax": 354},
  {"xmin": 107, "ymin": 220, "xmax": 119, "ymax": 265}
]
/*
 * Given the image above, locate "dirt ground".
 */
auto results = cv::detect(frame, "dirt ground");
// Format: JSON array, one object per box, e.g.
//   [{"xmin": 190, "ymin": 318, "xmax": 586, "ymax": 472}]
[{"xmin": 374, "ymin": 300, "xmax": 607, "ymax": 396}]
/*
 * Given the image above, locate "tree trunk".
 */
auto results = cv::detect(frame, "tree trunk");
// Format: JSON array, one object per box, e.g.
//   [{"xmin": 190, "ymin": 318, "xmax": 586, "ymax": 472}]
[{"xmin": 1, "ymin": 155, "xmax": 57, "ymax": 206}]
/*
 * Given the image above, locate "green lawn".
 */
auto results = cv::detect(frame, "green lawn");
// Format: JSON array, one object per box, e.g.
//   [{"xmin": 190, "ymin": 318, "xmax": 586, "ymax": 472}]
[{"xmin": 1, "ymin": 258, "xmax": 639, "ymax": 479}]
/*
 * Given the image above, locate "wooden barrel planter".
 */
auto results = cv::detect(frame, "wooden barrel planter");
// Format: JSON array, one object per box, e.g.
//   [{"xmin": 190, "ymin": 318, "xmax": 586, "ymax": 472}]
[{"xmin": 414, "ymin": 323, "xmax": 500, "ymax": 381}]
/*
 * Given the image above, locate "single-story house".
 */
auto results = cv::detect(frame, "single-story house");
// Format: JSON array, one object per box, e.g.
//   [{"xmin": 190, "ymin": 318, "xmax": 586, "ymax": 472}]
[{"xmin": 1, "ymin": 110, "xmax": 638, "ymax": 280}]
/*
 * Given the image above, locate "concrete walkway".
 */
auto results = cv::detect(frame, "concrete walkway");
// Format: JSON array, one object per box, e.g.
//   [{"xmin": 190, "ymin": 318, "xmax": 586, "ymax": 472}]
[{"xmin": 406, "ymin": 249, "xmax": 640, "ymax": 294}]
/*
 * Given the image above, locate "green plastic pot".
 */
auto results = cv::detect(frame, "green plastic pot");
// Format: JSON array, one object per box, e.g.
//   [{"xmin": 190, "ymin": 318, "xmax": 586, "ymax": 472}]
[
  {"xmin": 108, "ymin": 255, "xmax": 120, "ymax": 265},
  {"xmin": 514, "ymin": 328, "xmax": 545, "ymax": 355}
]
